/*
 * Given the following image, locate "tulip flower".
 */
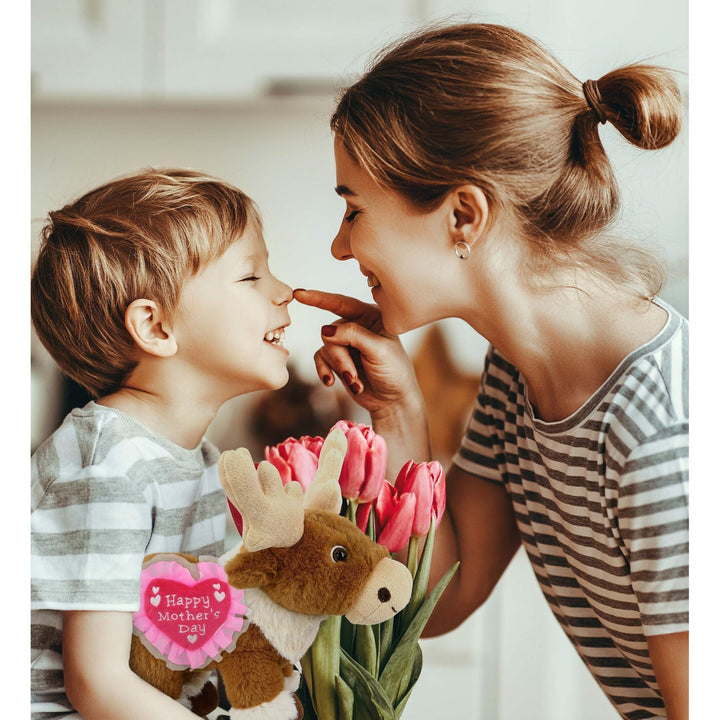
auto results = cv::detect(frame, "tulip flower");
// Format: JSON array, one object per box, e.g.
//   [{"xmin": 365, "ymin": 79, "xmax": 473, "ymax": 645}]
[
  {"xmin": 264, "ymin": 435, "xmax": 324, "ymax": 491},
  {"xmin": 394, "ymin": 460, "xmax": 446, "ymax": 537},
  {"xmin": 229, "ymin": 436, "xmax": 324, "ymax": 537},
  {"xmin": 330, "ymin": 420, "xmax": 387, "ymax": 503},
  {"xmin": 373, "ymin": 480, "xmax": 416, "ymax": 553}
]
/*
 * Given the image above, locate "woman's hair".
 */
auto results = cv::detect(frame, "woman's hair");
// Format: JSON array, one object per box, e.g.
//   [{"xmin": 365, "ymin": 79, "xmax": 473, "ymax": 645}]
[
  {"xmin": 331, "ymin": 23, "xmax": 682, "ymax": 297},
  {"xmin": 31, "ymin": 168, "xmax": 261, "ymax": 398}
]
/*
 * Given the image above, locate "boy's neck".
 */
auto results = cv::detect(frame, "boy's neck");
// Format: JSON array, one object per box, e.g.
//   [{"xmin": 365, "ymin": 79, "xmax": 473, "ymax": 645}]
[{"xmin": 97, "ymin": 385, "xmax": 221, "ymax": 450}]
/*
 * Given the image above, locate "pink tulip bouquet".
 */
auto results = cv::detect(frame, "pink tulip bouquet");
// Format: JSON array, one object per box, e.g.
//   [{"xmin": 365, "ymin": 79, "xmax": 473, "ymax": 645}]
[{"xmin": 261, "ymin": 421, "xmax": 458, "ymax": 720}]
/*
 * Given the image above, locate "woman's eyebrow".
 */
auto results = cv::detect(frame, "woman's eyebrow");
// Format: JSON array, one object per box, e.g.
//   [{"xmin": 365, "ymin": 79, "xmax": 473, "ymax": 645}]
[{"xmin": 334, "ymin": 184, "xmax": 356, "ymax": 197}]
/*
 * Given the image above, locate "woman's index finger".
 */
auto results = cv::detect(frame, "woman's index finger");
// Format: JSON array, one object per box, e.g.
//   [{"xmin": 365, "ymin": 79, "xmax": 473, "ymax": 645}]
[{"xmin": 293, "ymin": 288, "xmax": 373, "ymax": 320}]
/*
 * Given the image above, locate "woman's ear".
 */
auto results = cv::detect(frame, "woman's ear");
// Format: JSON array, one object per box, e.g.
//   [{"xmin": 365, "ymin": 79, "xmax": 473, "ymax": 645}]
[
  {"xmin": 125, "ymin": 299, "xmax": 178, "ymax": 358},
  {"xmin": 447, "ymin": 184, "xmax": 490, "ymax": 250}
]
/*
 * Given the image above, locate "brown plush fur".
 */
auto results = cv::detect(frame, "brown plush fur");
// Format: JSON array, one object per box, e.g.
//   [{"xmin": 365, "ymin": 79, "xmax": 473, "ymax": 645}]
[
  {"xmin": 226, "ymin": 510, "xmax": 389, "ymax": 615},
  {"xmin": 129, "ymin": 510, "xmax": 401, "ymax": 715},
  {"xmin": 207, "ymin": 624, "xmax": 293, "ymax": 708}
]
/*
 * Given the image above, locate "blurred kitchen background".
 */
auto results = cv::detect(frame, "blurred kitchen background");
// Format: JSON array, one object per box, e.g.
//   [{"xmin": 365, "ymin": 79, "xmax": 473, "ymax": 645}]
[{"xmin": 30, "ymin": 2, "xmax": 688, "ymax": 718}]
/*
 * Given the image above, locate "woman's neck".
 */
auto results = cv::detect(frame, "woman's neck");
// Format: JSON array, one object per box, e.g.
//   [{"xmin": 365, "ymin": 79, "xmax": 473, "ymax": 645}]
[{"xmin": 467, "ymin": 266, "xmax": 667, "ymax": 423}]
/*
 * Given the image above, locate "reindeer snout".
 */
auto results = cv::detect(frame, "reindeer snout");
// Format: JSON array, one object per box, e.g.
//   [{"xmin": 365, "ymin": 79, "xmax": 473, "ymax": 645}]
[{"xmin": 345, "ymin": 557, "xmax": 413, "ymax": 625}]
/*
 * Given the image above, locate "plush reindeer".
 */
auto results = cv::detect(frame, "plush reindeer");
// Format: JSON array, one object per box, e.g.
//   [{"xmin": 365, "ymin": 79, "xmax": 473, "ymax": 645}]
[{"xmin": 129, "ymin": 429, "xmax": 413, "ymax": 719}]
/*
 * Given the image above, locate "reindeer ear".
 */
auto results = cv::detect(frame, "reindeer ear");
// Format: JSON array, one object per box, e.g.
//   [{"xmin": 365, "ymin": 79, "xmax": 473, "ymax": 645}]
[
  {"xmin": 305, "ymin": 428, "xmax": 346, "ymax": 513},
  {"xmin": 224, "ymin": 548, "xmax": 278, "ymax": 589}
]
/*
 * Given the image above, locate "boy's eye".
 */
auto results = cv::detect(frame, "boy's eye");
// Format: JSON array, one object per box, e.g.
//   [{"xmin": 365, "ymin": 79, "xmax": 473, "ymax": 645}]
[
  {"xmin": 239, "ymin": 275, "xmax": 260, "ymax": 283},
  {"xmin": 345, "ymin": 210, "xmax": 360, "ymax": 223}
]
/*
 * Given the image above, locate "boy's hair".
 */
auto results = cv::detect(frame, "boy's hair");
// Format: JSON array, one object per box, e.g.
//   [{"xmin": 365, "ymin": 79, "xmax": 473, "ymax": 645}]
[
  {"xmin": 332, "ymin": 23, "xmax": 683, "ymax": 298},
  {"xmin": 31, "ymin": 168, "xmax": 261, "ymax": 398}
]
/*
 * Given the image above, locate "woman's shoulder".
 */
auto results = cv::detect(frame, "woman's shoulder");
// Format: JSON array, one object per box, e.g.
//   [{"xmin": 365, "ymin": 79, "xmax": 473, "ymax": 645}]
[{"xmin": 612, "ymin": 298, "xmax": 688, "ymax": 426}]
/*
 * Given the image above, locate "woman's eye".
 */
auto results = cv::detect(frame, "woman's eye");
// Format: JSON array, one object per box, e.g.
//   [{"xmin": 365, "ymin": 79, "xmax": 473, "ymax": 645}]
[
  {"xmin": 331, "ymin": 545, "xmax": 348, "ymax": 563},
  {"xmin": 239, "ymin": 275, "xmax": 260, "ymax": 283},
  {"xmin": 345, "ymin": 210, "xmax": 360, "ymax": 223}
]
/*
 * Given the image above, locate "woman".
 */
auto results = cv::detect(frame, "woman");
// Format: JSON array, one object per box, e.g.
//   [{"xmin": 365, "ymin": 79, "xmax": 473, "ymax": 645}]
[{"xmin": 295, "ymin": 23, "xmax": 688, "ymax": 720}]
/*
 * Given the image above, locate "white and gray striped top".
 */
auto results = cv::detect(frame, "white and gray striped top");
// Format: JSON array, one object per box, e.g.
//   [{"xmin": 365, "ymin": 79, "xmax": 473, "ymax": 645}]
[
  {"xmin": 453, "ymin": 299, "xmax": 688, "ymax": 720},
  {"xmin": 31, "ymin": 402, "xmax": 227, "ymax": 719}
]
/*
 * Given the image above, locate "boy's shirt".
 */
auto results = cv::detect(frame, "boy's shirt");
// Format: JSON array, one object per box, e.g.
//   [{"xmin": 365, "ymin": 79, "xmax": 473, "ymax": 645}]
[{"xmin": 31, "ymin": 401, "xmax": 227, "ymax": 717}]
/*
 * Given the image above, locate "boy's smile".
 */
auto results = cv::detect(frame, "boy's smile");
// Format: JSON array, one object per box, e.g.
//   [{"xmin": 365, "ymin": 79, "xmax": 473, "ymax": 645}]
[{"xmin": 263, "ymin": 327, "xmax": 287, "ymax": 347}]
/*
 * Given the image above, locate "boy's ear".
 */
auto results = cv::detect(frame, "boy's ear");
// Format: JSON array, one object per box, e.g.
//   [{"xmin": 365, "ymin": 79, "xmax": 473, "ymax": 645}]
[
  {"xmin": 446, "ymin": 184, "xmax": 490, "ymax": 250},
  {"xmin": 125, "ymin": 299, "xmax": 178, "ymax": 358}
]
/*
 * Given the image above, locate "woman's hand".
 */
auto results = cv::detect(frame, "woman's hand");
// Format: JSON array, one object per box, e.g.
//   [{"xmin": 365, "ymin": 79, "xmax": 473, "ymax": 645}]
[
  {"xmin": 294, "ymin": 289, "xmax": 412, "ymax": 411},
  {"xmin": 294, "ymin": 288, "xmax": 431, "ymax": 472}
]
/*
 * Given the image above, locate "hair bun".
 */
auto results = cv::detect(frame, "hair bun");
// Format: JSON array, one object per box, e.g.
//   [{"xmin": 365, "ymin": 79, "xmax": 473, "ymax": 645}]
[{"xmin": 595, "ymin": 64, "xmax": 682, "ymax": 149}]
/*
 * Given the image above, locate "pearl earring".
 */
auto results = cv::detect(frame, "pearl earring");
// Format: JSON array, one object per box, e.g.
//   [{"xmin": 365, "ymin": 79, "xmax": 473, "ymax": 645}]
[{"xmin": 454, "ymin": 241, "xmax": 471, "ymax": 260}]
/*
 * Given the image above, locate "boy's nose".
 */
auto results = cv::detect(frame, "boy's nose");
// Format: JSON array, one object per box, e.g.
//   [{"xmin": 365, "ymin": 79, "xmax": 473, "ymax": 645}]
[{"xmin": 274, "ymin": 278, "xmax": 293, "ymax": 305}]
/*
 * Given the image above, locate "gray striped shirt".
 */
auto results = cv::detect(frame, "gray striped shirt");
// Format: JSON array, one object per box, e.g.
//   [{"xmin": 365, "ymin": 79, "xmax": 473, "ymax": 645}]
[
  {"xmin": 31, "ymin": 402, "xmax": 227, "ymax": 718},
  {"xmin": 453, "ymin": 299, "xmax": 688, "ymax": 720}
]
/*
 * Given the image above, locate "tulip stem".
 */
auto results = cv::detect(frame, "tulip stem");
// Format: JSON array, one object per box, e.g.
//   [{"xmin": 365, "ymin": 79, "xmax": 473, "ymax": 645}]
[
  {"xmin": 406, "ymin": 535, "xmax": 419, "ymax": 579},
  {"xmin": 346, "ymin": 499, "xmax": 357, "ymax": 525}
]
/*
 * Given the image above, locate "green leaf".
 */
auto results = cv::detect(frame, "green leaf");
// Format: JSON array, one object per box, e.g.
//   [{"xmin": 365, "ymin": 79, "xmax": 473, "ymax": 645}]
[
  {"xmin": 396, "ymin": 519, "xmax": 436, "ymax": 639},
  {"xmin": 380, "ymin": 561, "xmax": 458, "ymax": 704},
  {"xmin": 377, "ymin": 616, "xmax": 394, "ymax": 674},
  {"xmin": 339, "ymin": 648, "xmax": 395, "ymax": 720},
  {"xmin": 354, "ymin": 622, "xmax": 377, "ymax": 676},
  {"xmin": 334, "ymin": 674, "xmax": 355, "ymax": 720},
  {"xmin": 340, "ymin": 614, "xmax": 356, "ymax": 655},
  {"xmin": 407, "ymin": 518, "xmax": 436, "ymax": 621},
  {"xmin": 393, "ymin": 644, "xmax": 423, "ymax": 716},
  {"xmin": 310, "ymin": 615, "xmax": 341, "ymax": 720}
]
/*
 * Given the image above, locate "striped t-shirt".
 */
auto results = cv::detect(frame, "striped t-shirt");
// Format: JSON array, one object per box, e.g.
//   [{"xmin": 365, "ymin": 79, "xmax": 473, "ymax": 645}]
[
  {"xmin": 453, "ymin": 299, "xmax": 688, "ymax": 720},
  {"xmin": 31, "ymin": 401, "xmax": 227, "ymax": 719}
]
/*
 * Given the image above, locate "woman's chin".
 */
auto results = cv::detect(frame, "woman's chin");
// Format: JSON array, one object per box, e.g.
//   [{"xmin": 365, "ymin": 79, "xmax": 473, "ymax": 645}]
[
  {"xmin": 373, "ymin": 288, "xmax": 429, "ymax": 335},
  {"xmin": 380, "ymin": 308, "xmax": 420, "ymax": 336}
]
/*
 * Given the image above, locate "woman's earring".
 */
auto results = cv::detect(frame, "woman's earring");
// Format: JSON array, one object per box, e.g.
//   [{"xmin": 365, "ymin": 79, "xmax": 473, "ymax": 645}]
[{"xmin": 454, "ymin": 241, "xmax": 471, "ymax": 260}]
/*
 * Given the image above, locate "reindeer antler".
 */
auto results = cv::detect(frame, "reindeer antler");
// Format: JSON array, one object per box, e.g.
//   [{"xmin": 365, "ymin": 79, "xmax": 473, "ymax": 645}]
[
  {"xmin": 304, "ymin": 428, "xmax": 347, "ymax": 514},
  {"xmin": 219, "ymin": 448, "xmax": 305, "ymax": 552}
]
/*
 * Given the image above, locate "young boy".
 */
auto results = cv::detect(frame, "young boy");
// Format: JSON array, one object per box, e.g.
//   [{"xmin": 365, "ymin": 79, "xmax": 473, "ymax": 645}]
[{"xmin": 30, "ymin": 169, "xmax": 294, "ymax": 719}]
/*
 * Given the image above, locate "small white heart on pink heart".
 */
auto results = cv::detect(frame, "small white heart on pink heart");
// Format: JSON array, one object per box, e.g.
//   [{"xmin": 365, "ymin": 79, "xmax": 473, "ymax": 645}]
[
  {"xmin": 152, "ymin": 586, "xmax": 160, "ymax": 594},
  {"xmin": 187, "ymin": 634, "xmax": 198, "ymax": 644},
  {"xmin": 150, "ymin": 595, "xmax": 161, "ymax": 607},
  {"xmin": 213, "ymin": 583, "xmax": 221, "ymax": 590}
]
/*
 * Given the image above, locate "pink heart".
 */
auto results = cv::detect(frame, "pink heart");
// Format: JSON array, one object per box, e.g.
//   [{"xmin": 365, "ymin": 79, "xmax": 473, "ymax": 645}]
[
  {"xmin": 143, "ymin": 578, "xmax": 231, "ymax": 650},
  {"xmin": 133, "ymin": 557, "xmax": 247, "ymax": 670}
]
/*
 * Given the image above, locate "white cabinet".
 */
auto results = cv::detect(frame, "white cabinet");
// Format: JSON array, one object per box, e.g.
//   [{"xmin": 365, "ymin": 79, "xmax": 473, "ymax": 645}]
[
  {"xmin": 32, "ymin": 0, "xmax": 486, "ymax": 101},
  {"xmin": 161, "ymin": 0, "xmax": 411, "ymax": 99},
  {"xmin": 31, "ymin": 0, "xmax": 147, "ymax": 99}
]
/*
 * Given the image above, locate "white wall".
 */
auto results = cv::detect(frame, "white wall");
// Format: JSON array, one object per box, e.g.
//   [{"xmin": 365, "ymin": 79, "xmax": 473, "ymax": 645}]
[{"xmin": 30, "ymin": 2, "xmax": 688, "ymax": 719}]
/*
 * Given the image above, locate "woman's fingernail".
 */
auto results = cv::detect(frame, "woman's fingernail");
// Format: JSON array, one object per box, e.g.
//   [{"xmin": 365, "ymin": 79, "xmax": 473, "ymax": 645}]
[
  {"xmin": 321, "ymin": 325, "xmax": 337, "ymax": 337},
  {"xmin": 293, "ymin": 288, "xmax": 307, "ymax": 293},
  {"xmin": 322, "ymin": 374, "xmax": 332, "ymax": 386},
  {"xmin": 342, "ymin": 371, "xmax": 353, "ymax": 385},
  {"xmin": 350, "ymin": 382, "xmax": 362, "ymax": 395}
]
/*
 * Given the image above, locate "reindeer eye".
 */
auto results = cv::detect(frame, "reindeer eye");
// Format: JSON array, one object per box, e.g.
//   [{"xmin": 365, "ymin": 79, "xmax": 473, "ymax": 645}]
[{"xmin": 331, "ymin": 545, "xmax": 348, "ymax": 563}]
